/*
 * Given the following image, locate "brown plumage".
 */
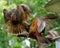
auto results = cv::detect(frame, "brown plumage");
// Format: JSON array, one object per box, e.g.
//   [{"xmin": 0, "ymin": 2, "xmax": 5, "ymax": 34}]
[
  {"xmin": 3, "ymin": 4, "xmax": 60, "ymax": 48},
  {"xmin": 3, "ymin": 4, "xmax": 31, "ymax": 34}
]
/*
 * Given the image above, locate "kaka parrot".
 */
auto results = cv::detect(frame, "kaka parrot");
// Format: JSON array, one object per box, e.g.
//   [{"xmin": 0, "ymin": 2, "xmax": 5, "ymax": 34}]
[{"xmin": 3, "ymin": 4, "xmax": 60, "ymax": 48}]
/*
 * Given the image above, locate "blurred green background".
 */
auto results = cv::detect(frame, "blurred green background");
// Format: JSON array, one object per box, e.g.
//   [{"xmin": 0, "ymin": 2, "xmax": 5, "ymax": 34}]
[{"xmin": 0, "ymin": 0, "xmax": 59, "ymax": 48}]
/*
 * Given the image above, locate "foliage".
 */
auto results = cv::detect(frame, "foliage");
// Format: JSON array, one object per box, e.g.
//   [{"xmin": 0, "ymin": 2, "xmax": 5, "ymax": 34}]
[{"xmin": 0, "ymin": 0, "xmax": 59, "ymax": 48}]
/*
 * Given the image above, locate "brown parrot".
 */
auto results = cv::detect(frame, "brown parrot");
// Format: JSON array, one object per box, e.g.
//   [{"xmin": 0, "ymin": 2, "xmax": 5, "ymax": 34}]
[{"xmin": 3, "ymin": 4, "xmax": 60, "ymax": 48}]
